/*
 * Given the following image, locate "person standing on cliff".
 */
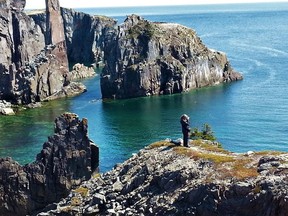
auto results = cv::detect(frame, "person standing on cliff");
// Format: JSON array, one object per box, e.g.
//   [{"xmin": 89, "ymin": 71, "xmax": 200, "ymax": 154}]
[{"xmin": 180, "ymin": 114, "xmax": 191, "ymax": 147}]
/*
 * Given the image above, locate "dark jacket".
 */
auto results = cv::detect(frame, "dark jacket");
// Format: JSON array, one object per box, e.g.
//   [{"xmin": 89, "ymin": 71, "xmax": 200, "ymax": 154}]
[{"xmin": 180, "ymin": 119, "xmax": 190, "ymax": 135}]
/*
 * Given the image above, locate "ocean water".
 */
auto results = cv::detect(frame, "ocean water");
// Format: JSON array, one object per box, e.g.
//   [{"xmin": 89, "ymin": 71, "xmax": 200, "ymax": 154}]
[{"xmin": 1, "ymin": 3, "xmax": 288, "ymax": 172}]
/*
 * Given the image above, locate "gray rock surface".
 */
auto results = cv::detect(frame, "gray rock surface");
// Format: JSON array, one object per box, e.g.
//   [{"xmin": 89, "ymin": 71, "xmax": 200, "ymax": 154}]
[
  {"xmin": 0, "ymin": 113, "xmax": 99, "ymax": 216},
  {"xmin": 101, "ymin": 15, "xmax": 243, "ymax": 99},
  {"xmin": 38, "ymin": 141, "xmax": 288, "ymax": 216},
  {"xmin": 70, "ymin": 63, "xmax": 96, "ymax": 80}
]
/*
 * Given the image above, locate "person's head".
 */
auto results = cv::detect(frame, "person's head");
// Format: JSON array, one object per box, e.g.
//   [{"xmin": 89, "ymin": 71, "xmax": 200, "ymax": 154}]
[{"xmin": 181, "ymin": 114, "xmax": 189, "ymax": 121}]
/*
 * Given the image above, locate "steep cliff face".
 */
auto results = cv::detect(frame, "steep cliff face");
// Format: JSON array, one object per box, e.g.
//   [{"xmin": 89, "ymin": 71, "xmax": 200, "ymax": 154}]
[
  {"xmin": 101, "ymin": 15, "xmax": 243, "ymax": 99},
  {"xmin": 61, "ymin": 8, "xmax": 116, "ymax": 65},
  {"xmin": 0, "ymin": 0, "xmax": 86, "ymax": 105},
  {"xmin": 0, "ymin": 113, "xmax": 99, "ymax": 216},
  {"xmin": 38, "ymin": 140, "xmax": 288, "ymax": 216},
  {"xmin": 0, "ymin": 0, "xmax": 45, "ymax": 102},
  {"xmin": 31, "ymin": 8, "xmax": 116, "ymax": 66}
]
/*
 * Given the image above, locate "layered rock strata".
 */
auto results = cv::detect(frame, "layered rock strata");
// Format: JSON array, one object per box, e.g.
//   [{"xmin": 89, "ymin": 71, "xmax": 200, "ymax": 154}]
[
  {"xmin": 38, "ymin": 140, "xmax": 288, "ymax": 216},
  {"xmin": 0, "ymin": 113, "xmax": 99, "ymax": 216},
  {"xmin": 101, "ymin": 15, "xmax": 243, "ymax": 99}
]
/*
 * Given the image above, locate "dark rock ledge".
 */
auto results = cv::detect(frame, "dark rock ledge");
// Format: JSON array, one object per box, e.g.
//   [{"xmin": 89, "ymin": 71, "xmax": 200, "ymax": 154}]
[
  {"xmin": 0, "ymin": 113, "xmax": 99, "ymax": 216},
  {"xmin": 38, "ymin": 140, "xmax": 288, "ymax": 216}
]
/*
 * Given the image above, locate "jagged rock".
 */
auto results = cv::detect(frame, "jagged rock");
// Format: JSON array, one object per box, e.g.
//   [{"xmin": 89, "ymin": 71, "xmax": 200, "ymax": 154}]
[
  {"xmin": 0, "ymin": 113, "xmax": 99, "ymax": 216},
  {"xmin": 69, "ymin": 63, "xmax": 96, "ymax": 80},
  {"xmin": 45, "ymin": 0, "xmax": 66, "ymax": 45},
  {"xmin": 61, "ymin": 8, "xmax": 116, "ymax": 66},
  {"xmin": 38, "ymin": 141, "xmax": 288, "ymax": 216},
  {"xmin": 101, "ymin": 15, "xmax": 243, "ymax": 99}
]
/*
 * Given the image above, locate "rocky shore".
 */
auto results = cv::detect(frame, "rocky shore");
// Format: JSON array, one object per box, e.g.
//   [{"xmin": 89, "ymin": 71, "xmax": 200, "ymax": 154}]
[{"xmin": 38, "ymin": 140, "xmax": 288, "ymax": 216}]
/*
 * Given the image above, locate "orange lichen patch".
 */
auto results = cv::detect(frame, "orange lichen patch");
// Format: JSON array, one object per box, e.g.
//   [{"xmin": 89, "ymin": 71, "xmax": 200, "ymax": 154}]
[
  {"xmin": 148, "ymin": 141, "xmax": 175, "ymax": 149},
  {"xmin": 74, "ymin": 187, "xmax": 89, "ymax": 197},
  {"xmin": 254, "ymin": 151, "xmax": 284, "ymax": 156},
  {"xmin": 191, "ymin": 139, "xmax": 230, "ymax": 154}
]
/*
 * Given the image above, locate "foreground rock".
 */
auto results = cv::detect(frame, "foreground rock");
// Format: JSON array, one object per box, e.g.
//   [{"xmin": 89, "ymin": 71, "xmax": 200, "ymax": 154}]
[
  {"xmin": 101, "ymin": 15, "xmax": 243, "ymax": 99},
  {"xmin": 39, "ymin": 140, "xmax": 288, "ymax": 216},
  {"xmin": 0, "ymin": 113, "xmax": 99, "ymax": 216}
]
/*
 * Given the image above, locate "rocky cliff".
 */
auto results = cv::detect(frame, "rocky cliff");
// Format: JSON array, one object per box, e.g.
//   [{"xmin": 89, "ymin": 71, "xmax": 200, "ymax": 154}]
[
  {"xmin": 0, "ymin": 113, "xmax": 99, "ymax": 216},
  {"xmin": 0, "ymin": 0, "xmax": 86, "ymax": 106},
  {"xmin": 61, "ymin": 8, "xmax": 116, "ymax": 66},
  {"xmin": 38, "ymin": 140, "xmax": 288, "ymax": 216},
  {"xmin": 30, "ymin": 8, "xmax": 116, "ymax": 66},
  {"xmin": 101, "ymin": 15, "xmax": 243, "ymax": 99}
]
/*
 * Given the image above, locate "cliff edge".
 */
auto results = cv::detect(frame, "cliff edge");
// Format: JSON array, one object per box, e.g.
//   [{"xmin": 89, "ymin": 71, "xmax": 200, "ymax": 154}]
[{"xmin": 38, "ymin": 140, "xmax": 288, "ymax": 216}]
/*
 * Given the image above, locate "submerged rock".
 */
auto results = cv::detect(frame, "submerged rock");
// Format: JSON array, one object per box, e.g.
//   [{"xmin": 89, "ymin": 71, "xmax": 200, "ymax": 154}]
[
  {"xmin": 0, "ymin": 113, "xmax": 99, "ymax": 216},
  {"xmin": 101, "ymin": 15, "xmax": 242, "ymax": 99}
]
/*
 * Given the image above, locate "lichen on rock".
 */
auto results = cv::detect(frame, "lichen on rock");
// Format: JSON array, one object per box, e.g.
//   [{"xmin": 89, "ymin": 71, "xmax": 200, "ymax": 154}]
[{"xmin": 38, "ymin": 140, "xmax": 288, "ymax": 216}]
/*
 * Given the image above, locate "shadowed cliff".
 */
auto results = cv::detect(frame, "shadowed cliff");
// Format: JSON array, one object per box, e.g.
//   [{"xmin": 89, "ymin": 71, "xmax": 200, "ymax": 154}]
[{"xmin": 0, "ymin": 113, "xmax": 99, "ymax": 216}]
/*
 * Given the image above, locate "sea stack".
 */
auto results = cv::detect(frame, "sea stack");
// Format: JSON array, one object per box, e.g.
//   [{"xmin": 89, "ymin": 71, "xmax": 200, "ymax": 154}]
[{"xmin": 101, "ymin": 15, "xmax": 243, "ymax": 99}]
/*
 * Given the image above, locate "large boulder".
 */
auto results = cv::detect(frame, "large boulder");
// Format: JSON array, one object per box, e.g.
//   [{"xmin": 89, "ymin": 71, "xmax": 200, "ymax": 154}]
[
  {"xmin": 0, "ymin": 113, "xmax": 99, "ymax": 216},
  {"xmin": 101, "ymin": 15, "xmax": 243, "ymax": 99}
]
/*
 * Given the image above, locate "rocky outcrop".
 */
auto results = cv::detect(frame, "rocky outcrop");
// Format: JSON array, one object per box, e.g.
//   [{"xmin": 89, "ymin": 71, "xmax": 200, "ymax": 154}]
[
  {"xmin": 0, "ymin": 0, "xmax": 86, "ymax": 105},
  {"xmin": 101, "ymin": 15, "xmax": 243, "ymax": 99},
  {"xmin": 0, "ymin": 0, "xmax": 46, "ymax": 103},
  {"xmin": 0, "ymin": 113, "xmax": 99, "ymax": 216},
  {"xmin": 38, "ymin": 140, "xmax": 288, "ymax": 216}
]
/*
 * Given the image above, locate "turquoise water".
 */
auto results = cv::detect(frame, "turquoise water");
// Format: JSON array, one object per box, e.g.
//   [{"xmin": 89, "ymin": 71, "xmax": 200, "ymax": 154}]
[{"xmin": 1, "ymin": 3, "xmax": 288, "ymax": 172}]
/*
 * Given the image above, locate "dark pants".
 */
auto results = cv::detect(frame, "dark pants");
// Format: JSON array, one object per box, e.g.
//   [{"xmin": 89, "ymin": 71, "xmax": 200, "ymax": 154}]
[{"xmin": 183, "ymin": 133, "xmax": 189, "ymax": 147}]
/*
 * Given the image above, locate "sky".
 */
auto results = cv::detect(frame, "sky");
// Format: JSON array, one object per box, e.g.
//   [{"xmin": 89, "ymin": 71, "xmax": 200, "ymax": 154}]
[{"xmin": 25, "ymin": 0, "xmax": 288, "ymax": 9}]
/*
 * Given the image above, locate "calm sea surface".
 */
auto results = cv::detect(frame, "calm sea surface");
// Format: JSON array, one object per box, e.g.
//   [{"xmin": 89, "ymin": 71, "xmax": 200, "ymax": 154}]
[{"xmin": 1, "ymin": 3, "xmax": 288, "ymax": 172}]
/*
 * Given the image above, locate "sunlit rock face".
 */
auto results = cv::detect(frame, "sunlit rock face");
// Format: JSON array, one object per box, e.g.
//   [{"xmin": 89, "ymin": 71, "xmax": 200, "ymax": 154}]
[
  {"xmin": 0, "ymin": 0, "xmax": 85, "ymax": 105},
  {"xmin": 101, "ymin": 15, "xmax": 242, "ymax": 99}
]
